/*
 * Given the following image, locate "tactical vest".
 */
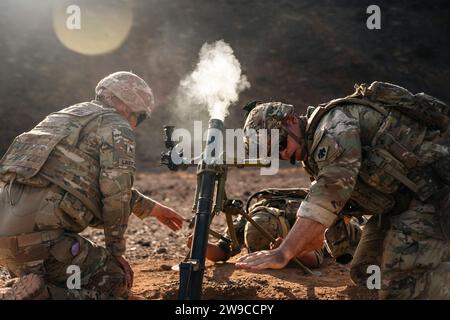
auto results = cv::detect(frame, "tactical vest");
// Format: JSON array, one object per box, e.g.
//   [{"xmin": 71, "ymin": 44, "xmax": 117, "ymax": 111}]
[
  {"xmin": 303, "ymin": 82, "xmax": 449, "ymax": 215},
  {"xmin": 0, "ymin": 102, "xmax": 117, "ymax": 219}
]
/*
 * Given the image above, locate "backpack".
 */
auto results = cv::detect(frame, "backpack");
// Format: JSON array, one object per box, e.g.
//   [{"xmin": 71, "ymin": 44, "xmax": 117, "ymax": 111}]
[{"xmin": 354, "ymin": 81, "xmax": 449, "ymax": 133}]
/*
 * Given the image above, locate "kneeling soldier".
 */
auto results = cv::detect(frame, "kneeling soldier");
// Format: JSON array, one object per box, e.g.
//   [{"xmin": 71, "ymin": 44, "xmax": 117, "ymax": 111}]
[{"xmin": 0, "ymin": 71, "xmax": 184, "ymax": 300}]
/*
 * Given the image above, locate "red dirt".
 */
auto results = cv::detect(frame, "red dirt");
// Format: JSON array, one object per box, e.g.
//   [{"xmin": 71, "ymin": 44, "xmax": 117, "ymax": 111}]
[
  {"xmin": 130, "ymin": 258, "xmax": 377, "ymax": 300},
  {"xmin": 1, "ymin": 169, "xmax": 377, "ymax": 300},
  {"xmin": 120, "ymin": 169, "xmax": 376, "ymax": 300}
]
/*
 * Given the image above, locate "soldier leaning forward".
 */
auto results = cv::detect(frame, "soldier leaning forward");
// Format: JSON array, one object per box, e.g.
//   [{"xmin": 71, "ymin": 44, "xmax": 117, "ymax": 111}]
[
  {"xmin": 236, "ymin": 82, "xmax": 450, "ymax": 299},
  {"xmin": 0, "ymin": 71, "xmax": 184, "ymax": 300}
]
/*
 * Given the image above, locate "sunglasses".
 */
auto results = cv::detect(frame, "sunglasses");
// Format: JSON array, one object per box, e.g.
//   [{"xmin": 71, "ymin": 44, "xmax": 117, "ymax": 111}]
[{"xmin": 136, "ymin": 112, "xmax": 148, "ymax": 126}]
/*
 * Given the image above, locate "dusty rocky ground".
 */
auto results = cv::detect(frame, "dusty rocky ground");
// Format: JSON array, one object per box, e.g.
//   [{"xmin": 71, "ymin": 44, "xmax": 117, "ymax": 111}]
[{"xmin": 0, "ymin": 168, "xmax": 377, "ymax": 300}]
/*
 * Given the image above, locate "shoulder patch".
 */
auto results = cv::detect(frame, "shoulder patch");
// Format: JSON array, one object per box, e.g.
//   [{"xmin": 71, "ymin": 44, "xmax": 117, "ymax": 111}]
[
  {"xmin": 316, "ymin": 146, "xmax": 329, "ymax": 162},
  {"xmin": 313, "ymin": 134, "xmax": 343, "ymax": 163}
]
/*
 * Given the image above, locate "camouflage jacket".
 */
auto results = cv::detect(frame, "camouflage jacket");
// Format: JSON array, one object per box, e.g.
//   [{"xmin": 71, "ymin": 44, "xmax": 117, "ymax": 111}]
[
  {"xmin": 80, "ymin": 105, "xmax": 156, "ymax": 255},
  {"xmin": 299, "ymin": 104, "xmax": 448, "ymax": 227},
  {"xmin": 0, "ymin": 101, "xmax": 157, "ymax": 256}
]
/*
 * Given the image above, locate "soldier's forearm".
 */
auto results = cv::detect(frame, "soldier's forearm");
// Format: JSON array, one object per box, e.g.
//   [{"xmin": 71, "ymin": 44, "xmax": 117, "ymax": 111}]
[{"xmin": 278, "ymin": 217, "xmax": 326, "ymax": 261}]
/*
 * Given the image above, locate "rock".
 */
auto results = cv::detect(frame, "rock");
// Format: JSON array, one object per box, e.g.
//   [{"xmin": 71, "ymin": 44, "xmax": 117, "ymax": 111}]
[
  {"xmin": 155, "ymin": 247, "xmax": 167, "ymax": 254},
  {"xmin": 137, "ymin": 240, "xmax": 151, "ymax": 247},
  {"xmin": 160, "ymin": 264, "xmax": 172, "ymax": 271}
]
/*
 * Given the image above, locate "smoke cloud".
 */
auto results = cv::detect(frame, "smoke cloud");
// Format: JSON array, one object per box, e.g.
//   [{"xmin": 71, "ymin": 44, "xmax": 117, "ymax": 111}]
[{"xmin": 176, "ymin": 40, "xmax": 250, "ymax": 121}]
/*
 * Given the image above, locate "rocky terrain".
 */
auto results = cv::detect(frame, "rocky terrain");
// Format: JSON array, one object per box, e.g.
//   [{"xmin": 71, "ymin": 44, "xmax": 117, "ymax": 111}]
[{"xmin": 1, "ymin": 169, "xmax": 376, "ymax": 299}]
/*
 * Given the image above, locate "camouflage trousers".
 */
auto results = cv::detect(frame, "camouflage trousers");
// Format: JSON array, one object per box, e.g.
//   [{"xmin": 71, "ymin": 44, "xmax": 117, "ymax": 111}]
[
  {"xmin": 0, "ymin": 183, "xmax": 129, "ymax": 300},
  {"xmin": 3, "ymin": 233, "xmax": 130, "ymax": 300},
  {"xmin": 350, "ymin": 199, "xmax": 450, "ymax": 299}
]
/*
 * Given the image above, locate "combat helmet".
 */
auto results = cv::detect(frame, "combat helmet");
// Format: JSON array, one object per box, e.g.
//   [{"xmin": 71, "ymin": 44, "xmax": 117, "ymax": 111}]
[
  {"xmin": 95, "ymin": 71, "xmax": 154, "ymax": 125},
  {"xmin": 244, "ymin": 208, "xmax": 290, "ymax": 252},
  {"xmin": 243, "ymin": 102, "xmax": 306, "ymax": 157}
]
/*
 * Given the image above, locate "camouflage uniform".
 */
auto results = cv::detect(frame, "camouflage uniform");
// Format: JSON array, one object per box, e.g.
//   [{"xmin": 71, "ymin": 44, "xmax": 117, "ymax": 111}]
[
  {"xmin": 244, "ymin": 82, "xmax": 450, "ymax": 299},
  {"xmin": 0, "ymin": 73, "xmax": 157, "ymax": 299}
]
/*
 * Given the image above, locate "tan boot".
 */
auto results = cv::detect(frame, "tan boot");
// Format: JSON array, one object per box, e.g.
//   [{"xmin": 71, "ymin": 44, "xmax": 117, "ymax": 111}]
[{"xmin": 1, "ymin": 274, "xmax": 49, "ymax": 300}]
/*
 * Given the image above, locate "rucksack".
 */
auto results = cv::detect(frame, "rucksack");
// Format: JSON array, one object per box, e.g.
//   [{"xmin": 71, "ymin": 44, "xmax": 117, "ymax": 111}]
[
  {"xmin": 307, "ymin": 81, "xmax": 449, "ymax": 148},
  {"xmin": 354, "ymin": 81, "xmax": 449, "ymax": 133}
]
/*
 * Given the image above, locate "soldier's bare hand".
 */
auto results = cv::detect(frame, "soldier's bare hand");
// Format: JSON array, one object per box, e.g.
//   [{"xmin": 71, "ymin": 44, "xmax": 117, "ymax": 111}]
[
  {"xmin": 152, "ymin": 204, "xmax": 184, "ymax": 231},
  {"xmin": 235, "ymin": 248, "xmax": 289, "ymax": 270}
]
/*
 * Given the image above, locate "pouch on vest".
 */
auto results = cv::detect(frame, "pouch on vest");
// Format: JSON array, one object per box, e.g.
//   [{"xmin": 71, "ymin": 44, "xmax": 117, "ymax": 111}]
[
  {"xmin": 359, "ymin": 147, "xmax": 409, "ymax": 194},
  {"xmin": 0, "ymin": 132, "xmax": 67, "ymax": 186},
  {"xmin": 58, "ymin": 192, "xmax": 94, "ymax": 232},
  {"xmin": 324, "ymin": 218, "xmax": 362, "ymax": 265},
  {"xmin": 349, "ymin": 180, "xmax": 395, "ymax": 215}
]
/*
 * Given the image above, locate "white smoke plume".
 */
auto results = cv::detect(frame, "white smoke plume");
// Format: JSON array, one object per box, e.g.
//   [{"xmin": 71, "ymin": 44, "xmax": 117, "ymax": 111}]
[{"xmin": 177, "ymin": 40, "xmax": 250, "ymax": 121}]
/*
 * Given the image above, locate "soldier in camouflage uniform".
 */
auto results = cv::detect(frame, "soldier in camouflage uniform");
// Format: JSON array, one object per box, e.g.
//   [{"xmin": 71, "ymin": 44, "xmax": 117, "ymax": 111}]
[
  {"xmin": 189, "ymin": 188, "xmax": 364, "ymax": 269},
  {"xmin": 236, "ymin": 82, "xmax": 450, "ymax": 299},
  {"xmin": 0, "ymin": 71, "xmax": 184, "ymax": 300}
]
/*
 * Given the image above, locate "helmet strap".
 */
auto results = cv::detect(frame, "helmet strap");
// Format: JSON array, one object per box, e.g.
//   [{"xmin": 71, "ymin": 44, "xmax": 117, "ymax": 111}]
[
  {"xmin": 135, "ymin": 112, "xmax": 148, "ymax": 126},
  {"xmin": 281, "ymin": 120, "xmax": 305, "ymax": 146}
]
